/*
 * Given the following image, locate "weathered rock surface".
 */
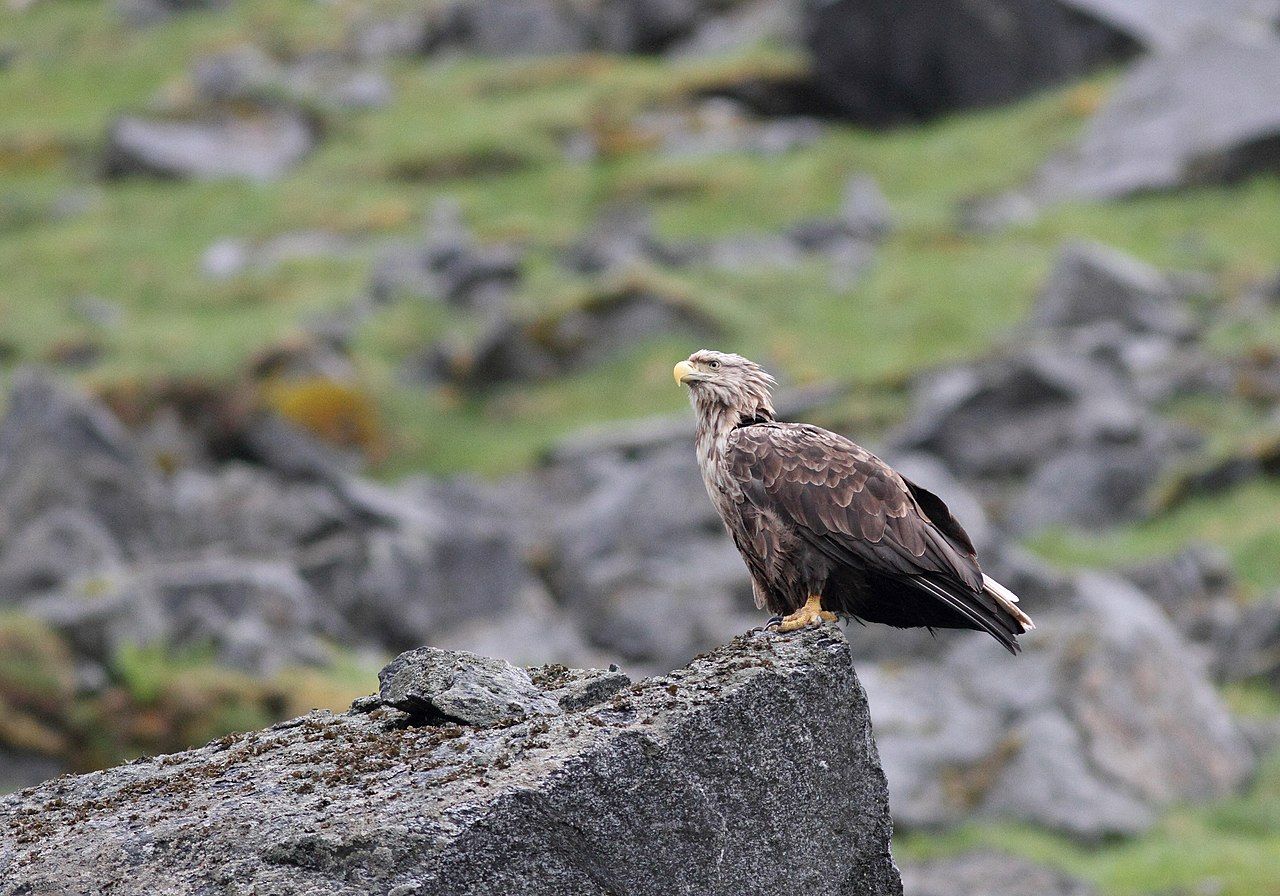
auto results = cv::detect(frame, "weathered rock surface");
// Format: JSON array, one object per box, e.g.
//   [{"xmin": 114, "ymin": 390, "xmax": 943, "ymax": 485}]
[{"xmin": 0, "ymin": 629, "xmax": 903, "ymax": 896}]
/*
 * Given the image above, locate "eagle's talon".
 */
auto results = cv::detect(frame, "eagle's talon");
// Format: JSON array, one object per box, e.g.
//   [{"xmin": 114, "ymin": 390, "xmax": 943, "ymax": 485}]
[
  {"xmin": 774, "ymin": 596, "xmax": 836, "ymax": 633},
  {"xmin": 765, "ymin": 614, "xmax": 784, "ymax": 629}
]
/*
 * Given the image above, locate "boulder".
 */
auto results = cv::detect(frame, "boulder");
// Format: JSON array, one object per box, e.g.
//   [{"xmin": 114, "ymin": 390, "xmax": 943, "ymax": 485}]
[
  {"xmin": 378, "ymin": 646, "xmax": 564, "ymax": 724},
  {"xmin": 1119, "ymin": 545, "xmax": 1242, "ymax": 675},
  {"xmin": 804, "ymin": 0, "xmax": 1136, "ymax": 124},
  {"xmin": 0, "ymin": 629, "xmax": 904, "ymax": 896},
  {"xmin": 1031, "ymin": 241, "xmax": 1197, "ymax": 339},
  {"xmin": 894, "ymin": 351, "xmax": 1139, "ymax": 478},
  {"xmin": 595, "ymin": 0, "xmax": 707, "ymax": 54},
  {"xmin": 369, "ymin": 215, "xmax": 522, "ymax": 312},
  {"xmin": 861, "ymin": 570, "xmax": 1256, "ymax": 840},
  {"xmin": 346, "ymin": 7, "xmax": 464, "ymax": 60},
  {"xmin": 103, "ymin": 107, "xmax": 317, "ymax": 181},
  {"xmin": 892, "ymin": 317, "xmax": 1201, "ymax": 529},
  {"xmin": 1008, "ymin": 443, "xmax": 1166, "ymax": 529},
  {"xmin": 1215, "ymin": 594, "xmax": 1280, "ymax": 686},
  {"xmin": 668, "ymin": 0, "xmax": 802, "ymax": 58},
  {"xmin": 537, "ymin": 443, "xmax": 757, "ymax": 670},
  {"xmin": 0, "ymin": 508, "xmax": 122, "ymax": 596},
  {"xmin": 1032, "ymin": 32, "xmax": 1280, "ymax": 201}
]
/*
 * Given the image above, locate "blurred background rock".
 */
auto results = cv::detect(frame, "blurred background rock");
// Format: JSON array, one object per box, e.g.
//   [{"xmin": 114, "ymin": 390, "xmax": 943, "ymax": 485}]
[{"xmin": 2, "ymin": 0, "xmax": 1280, "ymax": 891}]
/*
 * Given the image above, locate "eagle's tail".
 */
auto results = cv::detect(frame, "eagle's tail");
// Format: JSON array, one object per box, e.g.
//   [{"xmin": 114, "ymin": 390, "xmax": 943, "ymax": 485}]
[
  {"xmin": 982, "ymin": 574, "xmax": 1035, "ymax": 632},
  {"xmin": 913, "ymin": 574, "xmax": 1035, "ymax": 655}
]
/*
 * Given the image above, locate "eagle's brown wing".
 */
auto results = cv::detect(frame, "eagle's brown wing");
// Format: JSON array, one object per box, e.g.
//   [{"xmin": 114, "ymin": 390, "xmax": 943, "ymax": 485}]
[
  {"xmin": 726, "ymin": 422, "xmax": 1027, "ymax": 652},
  {"xmin": 726, "ymin": 422, "xmax": 982, "ymax": 590}
]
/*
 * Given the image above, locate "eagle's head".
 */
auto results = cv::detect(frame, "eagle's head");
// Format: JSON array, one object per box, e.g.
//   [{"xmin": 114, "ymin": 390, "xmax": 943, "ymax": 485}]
[{"xmin": 674, "ymin": 349, "xmax": 776, "ymax": 422}]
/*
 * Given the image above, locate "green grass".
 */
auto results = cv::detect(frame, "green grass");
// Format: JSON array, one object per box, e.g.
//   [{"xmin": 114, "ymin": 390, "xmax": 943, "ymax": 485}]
[
  {"xmin": 6, "ymin": 1, "xmax": 1280, "ymax": 475},
  {"xmin": 896, "ymin": 750, "xmax": 1280, "ymax": 896},
  {"xmin": 1028, "ymin": 479, "xmax": 1280, "ymax": 594}
]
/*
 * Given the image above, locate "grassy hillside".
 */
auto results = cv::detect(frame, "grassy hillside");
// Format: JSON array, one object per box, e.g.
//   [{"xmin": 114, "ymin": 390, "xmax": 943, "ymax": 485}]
[
  {"xmin": 4, "ymin": 4, "xmax": 1280, "ymax": 892},
  {"xmin": 5, "ymin": 2, "xmax": 1280, "ymax": 482}
]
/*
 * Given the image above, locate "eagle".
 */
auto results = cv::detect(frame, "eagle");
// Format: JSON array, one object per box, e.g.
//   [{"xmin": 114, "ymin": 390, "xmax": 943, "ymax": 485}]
[{"xmin": 675, "ymin": 350, "xmax": 1034, "ymax": 653}]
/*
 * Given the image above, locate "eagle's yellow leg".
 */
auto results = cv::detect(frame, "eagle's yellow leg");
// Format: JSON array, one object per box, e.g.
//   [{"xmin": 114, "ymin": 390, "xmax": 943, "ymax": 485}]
[{"xmin": 776, "ymin": 595, "xmax": 836, "ymax": 632}]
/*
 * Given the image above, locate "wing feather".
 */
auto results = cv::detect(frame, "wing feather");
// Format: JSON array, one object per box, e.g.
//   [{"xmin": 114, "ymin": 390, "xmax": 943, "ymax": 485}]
[{"xmin": 726, "ymin": 423, "xmax": 983, "ymax": 592}]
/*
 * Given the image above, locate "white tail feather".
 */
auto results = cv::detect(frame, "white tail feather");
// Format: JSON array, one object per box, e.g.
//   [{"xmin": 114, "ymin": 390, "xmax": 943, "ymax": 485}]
[{"xmin": 983, "ymin": 574, "xmax": 1035, "ymax": 631}]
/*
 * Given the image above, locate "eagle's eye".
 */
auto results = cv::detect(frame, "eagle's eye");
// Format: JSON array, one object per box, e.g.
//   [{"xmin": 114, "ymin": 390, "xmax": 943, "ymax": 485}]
[{"xmin": 709, "ymin": 360, "xmax": 721, "ymax": 369}]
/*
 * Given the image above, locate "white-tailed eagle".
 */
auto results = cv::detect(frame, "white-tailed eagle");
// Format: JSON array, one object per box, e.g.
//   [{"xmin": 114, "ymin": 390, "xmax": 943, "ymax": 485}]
[{"xmin": 675, "ymin": 350, "xmax": 1034, "ymax": 653}]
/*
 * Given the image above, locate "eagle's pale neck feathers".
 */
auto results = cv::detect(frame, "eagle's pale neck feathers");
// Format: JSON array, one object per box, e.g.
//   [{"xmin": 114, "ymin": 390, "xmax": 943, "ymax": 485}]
[{"xmin": 690, "ymin": 369, "xmax": 775, "ymax": 494}]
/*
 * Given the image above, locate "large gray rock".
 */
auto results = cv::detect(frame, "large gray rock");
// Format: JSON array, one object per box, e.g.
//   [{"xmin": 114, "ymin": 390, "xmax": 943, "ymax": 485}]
[
  {"xmin": 1119, "ymin": 545, "xmax": 1240, "ymax": 671},
  {"xmin": 803, "ymin": 0, "xmax": 1280, "ymax": 125},
  {"xmin": 1032, "ymin": 31, "xmax": 1280, "ymax": 201},
  {"xmin": 895, "ymin": 350, "xmax": 1153, "ymax": 478},
  {"xmin": 1032, "ymin": 241, "xmax": 1197, "ymax": 338},
  {"xmin": 378, "ymin": 646, "xmax": 564, "ymax": 724},
  {"xmin": 804, "ymin": 0, "xmax": 1136, "ymax": 124},
  {"xmin": 538, "ymin": 443, "xmax": 757, "ymax": 670},
  {"xmin": 423, "ymin": 283, "xmax": 717, "ymax": 391},
  {"xmin": 456, "ymin": 0, "xmax": 594, "ymax": 56},
  {"xmin": 103, "ymin": 107, "xmax": 317, "ymax": 181},
  {"xmin": 1009, "ymin": 443, "xmax": 1166, "ymax": 530},
  {"xmin": 370, "ymin": 226, "xmax": 522, "ymax": 312},
  {"xmin": 0, "ymin": 629, "xmax": 903, "ymax": 896},
  {"xmin": 861, "ymin": 570, "xmax": 1255, "ymax": 840}
]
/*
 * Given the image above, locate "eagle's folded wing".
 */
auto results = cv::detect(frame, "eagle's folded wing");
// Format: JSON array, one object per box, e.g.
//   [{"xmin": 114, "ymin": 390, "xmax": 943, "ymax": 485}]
[{"xmin": 725, "ymin": 422, "xmax": 983, "ymax": 592}]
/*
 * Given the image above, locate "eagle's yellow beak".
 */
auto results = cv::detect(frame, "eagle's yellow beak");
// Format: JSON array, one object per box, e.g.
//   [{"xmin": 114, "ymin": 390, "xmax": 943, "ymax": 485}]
[{"xmin": 674, "ymin": 360, "xmax": 696, "ymax": 386}]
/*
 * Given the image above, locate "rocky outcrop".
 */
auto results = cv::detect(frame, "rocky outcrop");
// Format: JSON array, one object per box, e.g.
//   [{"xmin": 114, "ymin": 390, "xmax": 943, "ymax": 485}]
[
  {"xmin": 892, "ymin": 240, "xmax": 1207, "ymax": 531},
  {"xmin": 0, "ymin": 629, "xmax": 903, "ymax": 896},
  {"xmin": 0, "ymin": 369, "xmax": 549, "ymax": 680}
]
